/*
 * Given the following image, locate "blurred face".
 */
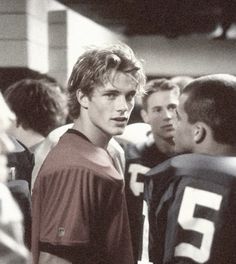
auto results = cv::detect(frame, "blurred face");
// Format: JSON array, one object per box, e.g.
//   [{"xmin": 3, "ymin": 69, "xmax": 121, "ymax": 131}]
[
  {"xmin": 174, "ymin": 93, "xmax": 195, "ymax": 153},
  {"xmin": 85, "ymin": 71, "xmax": 138, "ymax": 137},
  {"xmin": 0, "ymin": 93, "xmax": 16, "ymax": 182},
  {"xmin": 142, "ymin": 88, "xmax": 179, "ymax": 141}
]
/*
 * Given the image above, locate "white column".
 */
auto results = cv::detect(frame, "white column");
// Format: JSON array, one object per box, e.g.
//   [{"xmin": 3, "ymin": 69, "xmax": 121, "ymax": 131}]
[
  {"xmin": 0, "ymin": 0, "xmax": 49, "ymax": 72},
  {"xmin": 48, "ymin": 9, "xmax": 68, "ymax": 86}
]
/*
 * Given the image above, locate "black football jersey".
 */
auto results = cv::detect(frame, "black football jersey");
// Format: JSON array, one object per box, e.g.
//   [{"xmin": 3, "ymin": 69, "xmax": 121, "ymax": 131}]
[
  {"xmin": 7, "ymin": 137, "xmax": 34, "ymax": 189},
  {"xmin": 124, "ymin": 139, "xmax": 169, "ymax": 263},
  {"xmin": 145, "ymin": 154, "xmax": 236, "ymax": 264}
]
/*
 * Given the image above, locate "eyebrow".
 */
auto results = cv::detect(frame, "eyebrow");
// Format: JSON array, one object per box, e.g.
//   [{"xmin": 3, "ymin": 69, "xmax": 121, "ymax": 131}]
[
  {"xmin": 102, "ymin": 88, "xmax": 136, "ymax": 96},
  {"xmin": 103, "ymin": 88, "xmax": 119, "ymax": 93},
  {"xmin": 168, "ymin": 103, "xmax": 178, "ymax": 107},
  {"xmin": 152, "ymin": 106, "xmax": 162, "ymax": 110}
]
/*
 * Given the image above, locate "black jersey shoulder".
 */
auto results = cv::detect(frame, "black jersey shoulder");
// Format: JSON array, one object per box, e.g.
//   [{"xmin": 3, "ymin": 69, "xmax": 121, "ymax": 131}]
[{"xmin": 146, "ymin": 153, "xmax": 236, "ymax": 186}]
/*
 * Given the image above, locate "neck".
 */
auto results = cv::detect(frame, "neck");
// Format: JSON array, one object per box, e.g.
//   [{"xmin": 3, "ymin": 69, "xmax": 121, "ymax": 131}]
[
  {"xmin": 195, "ymin": 142, "xmax": 236, "ymax": 156},
  {"xmin": 202, "ymin": 146, "xmax": 236, "ymax": 156},
  {"xmin": 73, "ymin": 118, "xmax": 111, "ymax": 149},
  {"xmin": 154, "ymin": 135, "xmax": 175, "ymax": 156}
]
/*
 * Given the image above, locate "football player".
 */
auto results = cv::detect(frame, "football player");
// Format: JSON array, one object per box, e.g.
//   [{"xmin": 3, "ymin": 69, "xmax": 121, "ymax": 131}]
[
  {"xmin": 123, "ymin": 78, "xmax": 180, "ymax": 263},
  {"xmin": 146, "ymin": 74, "xmax": 236, "ymax": 264}
]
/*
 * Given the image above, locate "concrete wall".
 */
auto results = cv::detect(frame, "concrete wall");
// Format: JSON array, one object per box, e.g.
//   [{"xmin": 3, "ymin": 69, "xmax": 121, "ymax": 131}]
[
  {"xmin": 128, "ymin": 35, "xmax": 236, "ymax": 77},
  {"xmin": 1, "ymin": 0, "xmax": 236, "ymax": 85},
  {"xmin": 0, "ymin": 0, "xmax": 48, "ymax": 72},
  {"xmin": 48, "ymin": 9, "xmax": 68, "ymax": 86},
  {"xmin": 67, "ymin": 9, "xmax": 126, "ymax": 79},
  {"xmin": 0, "ymin": 0, "xmax": 126, "ymax": 86},
  {"xmin": 49, "ymin": 8, "xmax": 126, "ymax": 86}
]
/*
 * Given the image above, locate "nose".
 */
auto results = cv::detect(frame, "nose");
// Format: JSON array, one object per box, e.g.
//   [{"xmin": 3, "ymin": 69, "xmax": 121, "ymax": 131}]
[
  {"xmin": 116, "ymin": 95, "xmax": 129, "ymax": 112},
  {"xmin": 163, "ymin": 109, "xmax": 173, "ymax": 119}
]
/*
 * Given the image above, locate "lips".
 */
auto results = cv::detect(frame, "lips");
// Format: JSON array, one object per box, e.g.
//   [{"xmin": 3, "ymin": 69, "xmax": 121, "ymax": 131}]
[
  {"xmin": 161, "ymin": 124, "xmax": 174, "ymax": 130},
  {"xmin": 112, "ymin": 117, "xmax": 128, "ymax": 122}
]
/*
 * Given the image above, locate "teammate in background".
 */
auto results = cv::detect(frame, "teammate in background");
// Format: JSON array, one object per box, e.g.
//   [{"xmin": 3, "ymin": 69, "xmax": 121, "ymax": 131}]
[
  {"xmin": 4, "ymin": 78, "xmax": 68, "ymax": 189},
  {"xmin": 4, "ymin": 78, "xmax": 68, "ymax": 188},
  {"xmin": 4, "ymin": 79, "xmax": 68, "ymax": 153},
  {"xmin": 32, "ymin": 43, "xmax": 146, "ymax": 264},
  {"xmin": 0, "ymin": 91, "xmax": 29, "ymax": 263},
  {"xmin": 145, "ymin": 74, "xmax": 236, "ymax": 264},
  {"xmin": 3, "ymin": 79, "xmax": 68, "ymax": 249},
  {"xmin": 123, "ymin": 78, "xmax": 180, "ymax": 263}
]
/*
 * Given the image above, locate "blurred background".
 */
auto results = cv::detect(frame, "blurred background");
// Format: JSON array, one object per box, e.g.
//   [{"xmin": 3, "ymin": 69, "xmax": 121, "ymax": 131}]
[{"xmin": 1, "ymin": 0, "xmax": 236, "ymax": 89}]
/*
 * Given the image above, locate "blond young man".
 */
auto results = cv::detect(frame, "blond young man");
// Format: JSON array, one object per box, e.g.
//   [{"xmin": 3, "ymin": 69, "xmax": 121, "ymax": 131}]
[{"xmin": 32, "ymin": 44, "xmax": 146, "ymax": 264}]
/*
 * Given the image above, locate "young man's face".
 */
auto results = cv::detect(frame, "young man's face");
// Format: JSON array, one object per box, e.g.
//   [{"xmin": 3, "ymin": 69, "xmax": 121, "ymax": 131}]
[
  {"xmin": 85, "ymin": 71, "xmax": 138, "ymax": 137},
  {"xmin": 142, "ymin": 88, "xmax": 179, "ymax": 141},
  {"xmin": 174, "ymin": 93, "xmax": 195, "ymax": 153}
]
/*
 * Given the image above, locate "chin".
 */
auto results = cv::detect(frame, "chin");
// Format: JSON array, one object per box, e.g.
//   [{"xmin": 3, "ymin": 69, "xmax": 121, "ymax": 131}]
[
  {"xmin": 165, "ymin": 132, "xmax": 175, "ymax": 138},
  {"xmin": 112, "ymin": 128, "xmax": 125, "ymax": 136},
  {"xmin": 174, "ymin": 146, "xmax": 188, "ymax": 155}
]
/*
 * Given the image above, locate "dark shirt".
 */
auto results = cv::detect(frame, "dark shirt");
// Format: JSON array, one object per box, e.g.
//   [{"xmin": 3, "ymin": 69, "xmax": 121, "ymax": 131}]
[
  {"xmin": 145, "ymin": 154, "xmax": 236, "ymax": 264},
  {"xmin": 124, "ymin": 139, "xmax": 170, "ymax": 263}
]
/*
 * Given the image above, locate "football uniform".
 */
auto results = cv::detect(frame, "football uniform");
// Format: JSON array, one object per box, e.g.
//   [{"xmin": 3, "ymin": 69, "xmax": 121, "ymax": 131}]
[
  {"xmin": 145, "ymin": 153, "xmax": 236, "ymax": 264},
  {"xmin": 124, "ymin": 136, "xmax": 169, "ymax": 263},
  {"xmin": 32, "ymin": 129, "xmax": 133, "ymax": 264},
  {"xmin": 7, "ymin": 137, "xmax": 33, "ymax": 249},
  {"xmin": 7, "ymin": 136, "xmax": 34, "ymax": 188},
  {"xmin": 31, "ymin": 123, "xmax": 125, "ymax": 192}
]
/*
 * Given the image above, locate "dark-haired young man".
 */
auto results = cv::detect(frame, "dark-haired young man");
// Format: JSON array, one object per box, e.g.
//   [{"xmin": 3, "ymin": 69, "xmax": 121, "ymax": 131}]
[
  {"xmin": 145, "ymin": 74, "xmax": 236, "ymax": 264},
  {"xmin": 4, "ymin": 78, "xmax": 68, "ymax": 249},
  {"xmin": 32, "ymin": 43, "xmax": 146, "ymax": 264},
  {"xmin": 4, "ymin": 78, "xmax": 68, "ymax": 189},
  {"xmin": 123, "ymin": 78, "xmax": 180, "ymax": 263},
  {"xmin": 4, "ymin": 79, "xmax": 68, "ymax": 151}
]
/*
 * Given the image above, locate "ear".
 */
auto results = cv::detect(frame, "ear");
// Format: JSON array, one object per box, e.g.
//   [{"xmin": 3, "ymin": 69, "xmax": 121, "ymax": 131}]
[
  {"xmin": 76, "ymin": 89, "xmax": 89, "ymax": 109},
  {"xmin": 140, "ymin": 109, "xmax": 149, "ymax": 123},
  {"xmin": 193, "ymin": 122, "xmax": 207, "ymax": 144}
]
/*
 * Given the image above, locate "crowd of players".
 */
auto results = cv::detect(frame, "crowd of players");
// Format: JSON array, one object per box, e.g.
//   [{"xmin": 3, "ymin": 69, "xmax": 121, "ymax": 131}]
[{"xmin": 1, "ymin": 43, "xmax": 236, "ymax": 264}]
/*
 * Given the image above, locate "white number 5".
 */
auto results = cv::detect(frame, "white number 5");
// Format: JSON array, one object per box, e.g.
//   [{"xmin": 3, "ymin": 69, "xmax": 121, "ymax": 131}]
[{"xmin": 175, "ymin": 187, "xmax": 222, "ymax": 263}]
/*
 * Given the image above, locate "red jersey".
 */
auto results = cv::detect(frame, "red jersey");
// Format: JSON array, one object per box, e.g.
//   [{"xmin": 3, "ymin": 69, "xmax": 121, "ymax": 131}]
[{"xmin": 32, "ymin": 130, "xmax": 133, "ymax": 264}]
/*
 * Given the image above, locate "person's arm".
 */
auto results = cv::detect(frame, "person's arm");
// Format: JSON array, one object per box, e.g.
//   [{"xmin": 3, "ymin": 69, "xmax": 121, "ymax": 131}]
[{"xmin": 0, "ymin": 183, "xmax": 29, "ymax": 263}]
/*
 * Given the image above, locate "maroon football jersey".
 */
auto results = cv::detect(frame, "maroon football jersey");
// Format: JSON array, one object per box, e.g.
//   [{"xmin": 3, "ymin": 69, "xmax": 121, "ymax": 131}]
[{"xmin": 32, "ymin": 130, "xmax": 133, "ymax": 264}]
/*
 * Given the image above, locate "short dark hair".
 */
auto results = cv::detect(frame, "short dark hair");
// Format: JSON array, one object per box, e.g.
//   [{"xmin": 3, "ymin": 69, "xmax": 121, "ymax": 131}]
[
  {"xmin": 67, "ymin": 43, "xmax": 146, "ymax": 120},
  {"xmin": 183, "ymin": 74, "xmax": 236, "ymax": 145},
  {"xmin": 170, "ymin": 75, "xmax": 194, "ymax": 92},
  {"xmin": 142, "ymin": 78, "xmax": 179, "ymax": 110},
  {"xmin": 4, "ymin": 79, "xmax": 68, "ymax": 137},
  {"xmin": 0, "ymin": 67, "xmax": 62, "ymax": 93}
]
